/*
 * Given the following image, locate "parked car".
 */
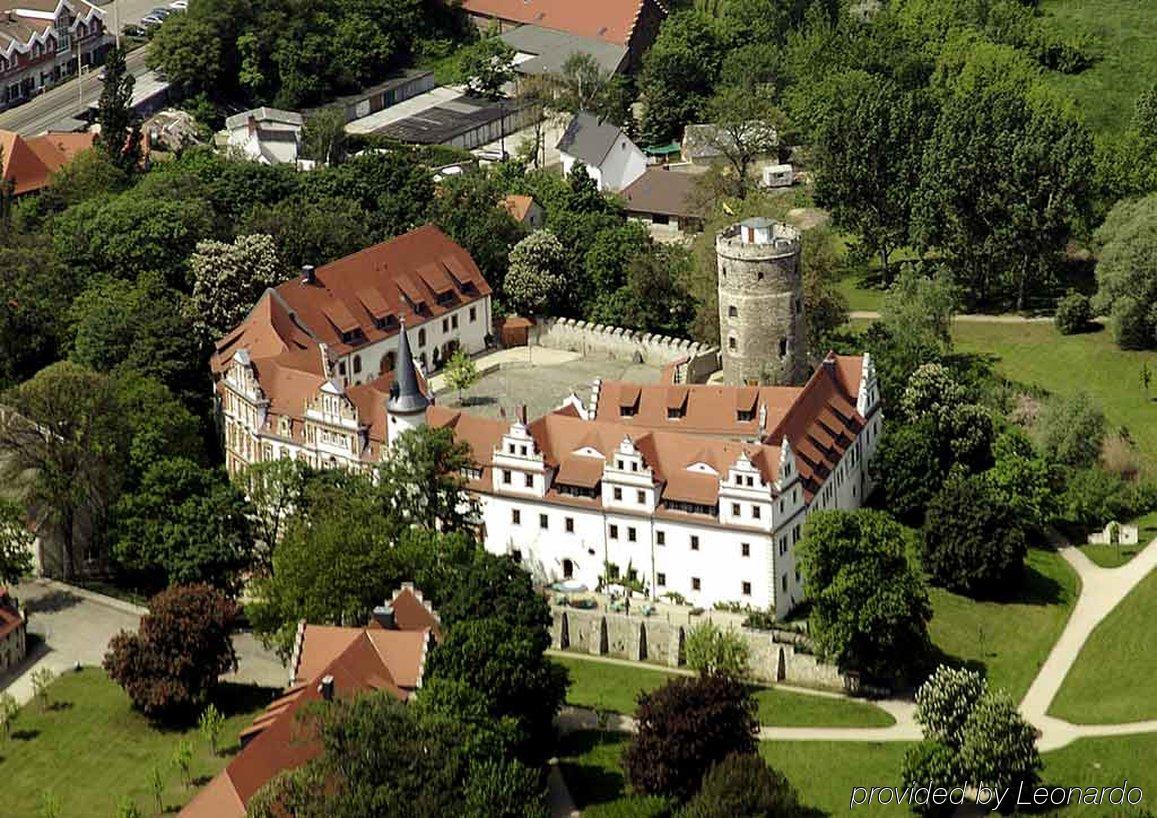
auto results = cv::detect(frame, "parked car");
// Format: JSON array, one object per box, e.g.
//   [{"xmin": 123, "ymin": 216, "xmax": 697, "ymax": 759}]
[
  {"xmin": 139, "ymin": 13, "xmax": 164, "ymax": 26},
  {"xmin": 169, "ymin": 0, "xmax": 188, "ymax": 8},
  {"xmin": 150, "ymin": 6, "xmax": 174, "ymax": 16}
]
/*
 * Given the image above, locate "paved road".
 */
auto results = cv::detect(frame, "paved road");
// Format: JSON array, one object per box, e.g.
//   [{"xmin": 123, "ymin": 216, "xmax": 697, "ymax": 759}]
[
  {"xmin": 0, "ymin": 45, "xmax": 150, "ymax": 135},
  {"xmin": 849, "ymin": 310, "xmax": 1057, "ymax": 323},
  {"xmin": 0, "ymin": 579, "xmax": 286, "ymax": 706}
]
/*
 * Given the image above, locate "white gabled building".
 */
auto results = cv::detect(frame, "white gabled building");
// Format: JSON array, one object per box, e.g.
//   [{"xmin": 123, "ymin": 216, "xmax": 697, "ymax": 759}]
[{"xmin": 429, "ymin": 352, "xmax": 881, "ymax": 617}]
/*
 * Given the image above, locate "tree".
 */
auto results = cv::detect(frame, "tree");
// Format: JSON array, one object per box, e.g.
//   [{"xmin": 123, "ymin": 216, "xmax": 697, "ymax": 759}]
[
  {"xmin": 553, "ymin": 52, "xmax": 630, "ymax": 124},
  {"xmin": 1054, "ymin": 290, "xmax": 1092, "ymax": 335},
  {"xmin": 813, "ymin": 73, "xmax": 930, "ymax": 282},
  {"xmin": 111, "ymin": 458, "xmax": 252, "ymax": 593},
  {"xmin": 624, "ymin": 673, "xmax": 758, "ymax": 803},
  {"xmin": 1092, "ymin": 194, "xmax": 1157, "ymax": 350},
  {"xmin": 880, "ymin": 266, "xmax": 957, "ymax": 353},
  {"xmin": 0, "ymin": 498, "xmax": 33, "ymax": 584},
  {"xmin": 104, "ymin": 584, "xmax": 238, "ymax": 720},
  {"xmin": 188, "ymin": 233, "xmax": 284, "ymax": 340},
  {"xmin": 146, "ymin": 10, "xmax": 227, "ymax": 98},
  {"xmin": 590, "ymin": 244, "xmax": 697, "ymax": 337},
  {"xmin": 913, "ymin": 55, "xmax": 1092, "ymax": 309},
  {"xmin": 96, "ymin": 46, "xmax": 142, "ymax": 175},
  {"xmin": 301, "ymin": 107, "xmax": 348, "ymax": 166},
  {"xmin": 679, "ymin": 753, "xmax": 801, "ymax": 818},
  {"xmin": 149, "ymin": 765, "xmax": 165, "ymax": 814},
  {"xmin": 899, "ymin": 363, "xmax": 967, "ymax": 426},
  {"xmin": 0, "ymin": 362, "xmax": 129, "ymax": 579},
  {"xmin": 30, "ymin": 667, "xmax": 54, "ymax": 711},
  {"xmin": 443, "ymin": 349, "xmax": 480, "ymax": 405},
  {"xmin": 701, "ymin": 85, "xmax": 784, "ymax": 198},
  {"xmin": 1033, "ymin": 391, "xmax": 1106, "ymax": 467},
  {"xmin": 870, "ymin": 418, "xmax": 945, "ymax": 524},
  {"xmin": 0, "ymin": 691, "xmax": 19, "ymax": 741},
  {"xmin": 429, "ymin": 169, "xmax": 527, "ymax": 293},
  {"xmin": 171, "ymin": 738, "xmax": 194, "ymax": 786},
  {"xmin": 505, "ymin": 229, "xmax": 569, "ymax": 315},
  {"xmin": 377, "ymin": 426, "xmax": 478, "ymax": 533},
  {"xmin": 958, "ymin": 690, "xmax": 1041, "ymax": 792},
  {"xmin": 115, "ymin": 796, "xmax": 143, "ymax": 818},
  {"xmin": 237, "ymin": 458, "xmax": 310, "ymax": 573},
  {"xmin": 986, "ymin": 429, "xmax": 1057, "ymax": 535},
  {"xmin": 900, "ymin": 740, "xmax": 958, "ymax": 818},
  {"xmin": 914, "ymin": 665, "xmax": 986, "ymax": 747},
  {"xmin": 198, "ymin": 703, "xmax": 226, "ymax": 755},
  {"xmin": 801, "ymin": 227, "xmax": 850, "ymax": 350},
  {"xmin": 796, "ymin": 510, "xmax": 932, "ymax": 680},
  {"xmin": 638, "ymin": 11, "xmax": 725, "ymax": 143},
  {"xmin": 684, "ymin": 621, "xmax": 750, "ymax": 679},
  {"xmin": 0, "ymin": 235, "xmax": 78, "ymax": 391},
  {"xmin": 240, "ymin": 195, "xmax": 372, "ymax": 271},
  {"xmin": 459, "ymin": 36, "xmax": 515, "ymax": 100}
]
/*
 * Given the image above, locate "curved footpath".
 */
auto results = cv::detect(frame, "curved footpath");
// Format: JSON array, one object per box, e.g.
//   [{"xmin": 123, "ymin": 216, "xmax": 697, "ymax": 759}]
[{"xmin": 556, "ymin": 537, "xmax": 1157, "ymax": 751}]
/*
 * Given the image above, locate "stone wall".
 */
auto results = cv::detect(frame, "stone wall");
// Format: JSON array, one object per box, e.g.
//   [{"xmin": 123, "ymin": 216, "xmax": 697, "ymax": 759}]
[
  {"xmin": 551, "ymin": 606, "xmax": 845, "ymax": 690},
  {"xmin": 531, "ymin": 318, "xmax": 720, "ymax": 384}
]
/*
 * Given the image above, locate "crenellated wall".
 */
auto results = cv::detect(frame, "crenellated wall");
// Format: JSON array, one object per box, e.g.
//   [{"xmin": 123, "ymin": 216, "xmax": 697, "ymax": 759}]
[
  {"xmin": 551, "ymin": 606, "xmax": 845, "ymax": 690},
  {"xmin": 530, "ymin": 317, "xmax": 720, "ymax": 384}
]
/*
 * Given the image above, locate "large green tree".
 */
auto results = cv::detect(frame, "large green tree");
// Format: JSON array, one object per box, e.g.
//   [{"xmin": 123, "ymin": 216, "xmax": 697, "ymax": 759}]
[
  {"xmin": 1092, "ymin": 193, "xmax": 1157, "ymax": 349},
  {"xmin": 376, "ymin": 426, "xmax": 478, "ymax": 533},
  {"xmin": 638, "ymin": 11, "xmax": 726, "ymax": 143},
  {"xmin": 0, "ymin": 498, "xmax": 34, "ymax": 584},
  {"xmin": 96, "ymin": 46, "xmax": 142, "ymax": 175},
  {"xmin": 240, "ymin": 195, "xmax": 371, "ymax": 271},
  {"xmin": 187, "ymin": 233, "xmax": 284, "ymax": 340},
  {"xmin": 796, "ymin": 510, "xmax": 932, "ymax": 680}
]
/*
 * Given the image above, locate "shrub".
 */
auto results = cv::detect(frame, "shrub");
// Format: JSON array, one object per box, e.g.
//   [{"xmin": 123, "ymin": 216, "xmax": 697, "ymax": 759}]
[
  {"xmin": 684, "ymin": 621, "xmax": 750, "ymax": 679},
  {"xmin": 104, "ymin": 584, "xmax": 238, "ymax": 720},
  {"xmin": 922, "ymin": 472, "xmax": 1028, "ymax": 598},
  {"xmin": 623, "ymin": 674, "xmax": 758, "ymax": 803},
  {"xmin": 958, "ymin": 690, "xmax": 1041, "ymax": 793},
  {"xmin": 1034, "ymin": 391, "xmax": 1106, "ymax": 468},
  {"xmin": 679, "ymin": 753, "xmax": 800, "ymax": 818},
  {"xmin": 1110, "ymin": 295, "xmax": 1154, "ymax": 349},
  {"xmin": 914, "ymin": 666, "xmax": 985, "ymax": 747},
  {"xmin": 900, "ymin": 740, "xmax": 958, "ymax": 818},
  {"xmin": 1054, "ymin": 291, "xmax": 1092, "ymax": 335}
]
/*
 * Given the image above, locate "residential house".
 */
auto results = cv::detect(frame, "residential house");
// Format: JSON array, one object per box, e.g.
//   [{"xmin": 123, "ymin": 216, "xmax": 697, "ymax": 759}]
[
  {"xmin": 179, "ymin": 585, "xmax": 441, "ymax": 818},
  {"xmin": 0, "ymin": 588, "xmax": 26, "ymax": 674},
  {"xmin": 501, "ymin": 193, "xmax": 544, "ymax": 228},
  {"xmin": 619, "ymin": 165, "xmax": 706, "ymax": 234},
  {"xmin": 557, "ymin": 111, "xmax": 646, "ymax": 192},
  {"xmin": 458, "ymin": 0, "xmax": 667, "ymax": 72},
  {"xmin": 224, "ymin": 107, "xmax": 304, "ymax": 166},
  {"xmin": 0, "ymin": 0, "xmax": 112, "ymax": 110},
  {"xmin": 0, "ymin": 129, "xmax": 95, "ymax": 196},
  {"xmin": 212, "ymin": 224, "xmax": 492, "ymax": 475}
]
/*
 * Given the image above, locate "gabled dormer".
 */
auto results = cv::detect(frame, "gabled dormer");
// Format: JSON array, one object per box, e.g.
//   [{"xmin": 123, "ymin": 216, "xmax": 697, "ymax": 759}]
[
  {"xmin": 602, "ymin": 436, "xmax": 656, "ymax": 510},
  {"xmin": 856, "ymin": 352, "xmax": 879, "ymax": 418},
  {"xmin": 718, "ymin": 450, "xmax": 772, "ymax": 530},
  {"xmin": 492, "ymin": 417, "xmax": 546, "ymax": 496}
]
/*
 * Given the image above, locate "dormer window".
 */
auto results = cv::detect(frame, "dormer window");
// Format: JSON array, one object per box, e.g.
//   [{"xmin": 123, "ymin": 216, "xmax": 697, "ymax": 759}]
[
  {"xmin": 667, "ymin": 406, "xmax": 685, "ymax": 419},
  {"xmin": 737, "ymin": 409, "xmax": 755, "ymax": 421}
]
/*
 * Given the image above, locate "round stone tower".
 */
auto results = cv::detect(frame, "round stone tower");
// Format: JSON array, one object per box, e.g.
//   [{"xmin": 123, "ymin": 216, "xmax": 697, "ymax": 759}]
[{"xmin": 716, "ymin": 216, "xmax": 806, "ymax": 386}]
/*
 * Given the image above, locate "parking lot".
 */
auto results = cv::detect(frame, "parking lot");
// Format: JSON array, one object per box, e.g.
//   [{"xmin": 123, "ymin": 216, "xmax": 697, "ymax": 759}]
[{"xmin": 94, "ymin": 0, "xmax": 183, "ymax": 34}]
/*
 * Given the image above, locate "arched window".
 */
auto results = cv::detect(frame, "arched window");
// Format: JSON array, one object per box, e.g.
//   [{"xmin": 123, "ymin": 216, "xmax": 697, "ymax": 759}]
[
  {"xmin": 381, "ymin": 352, "xmax": 395, "ymax": 373},
  {"xmin": 353, "ymin": 355, "xmax": 362, "ymax": 374},
  {"xmin": 417, "ymin": 328, "xmax": 426, "ymax": 347}
]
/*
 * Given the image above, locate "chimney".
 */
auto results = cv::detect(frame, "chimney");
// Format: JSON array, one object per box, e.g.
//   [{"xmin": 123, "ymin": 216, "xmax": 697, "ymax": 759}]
[
  {"xmin": 301, "ymin": 264, "xmax": 316, "ymax": 284},
  {"xmin": 318, "ymin": 675, "xmax": 335, "ymax": 701},
  {"xmin": 372, "ymin": 604, "xmax": 396, "ymax": 630}
]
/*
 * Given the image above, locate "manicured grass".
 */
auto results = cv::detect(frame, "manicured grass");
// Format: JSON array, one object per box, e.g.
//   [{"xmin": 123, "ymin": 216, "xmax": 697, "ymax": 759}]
[
  {"xmin": 951, "ymin": 322, "xmax": 1157, "ymax": 471},
  {"xmin": 554, "ymin": 654, "xmax": 894, "ymax": 727},
  {"xmin": 760, "ymin": 741, "xmax": 914, "ymax": 817},
  {"xmin": 837, "ymin": 268, "xmax": 887, "ymax": 313},
  {"xmin": 1040, "ymin": 0, "xmax": 1157, "ymax": 135},
  {"xmin": 1051, "ymin": 569, "xmax": 1157, "ymax": 724},
  {"xmin": 0, "ymin": 668, "xmax": 275, "ymax": 817},
  {"xmin": 1041, "ymin": 734, "xmax": 1157, "ymax": 816},
  {"xmin": 929, "ymin": 548, "xmax": 1080, "ymax": 701}
]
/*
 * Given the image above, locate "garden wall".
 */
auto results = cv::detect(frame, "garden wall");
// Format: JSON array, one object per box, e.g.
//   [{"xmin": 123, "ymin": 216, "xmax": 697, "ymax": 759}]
[{"xmin": 551, "ymin": 607, "xmax": 845, "ymax": 691}]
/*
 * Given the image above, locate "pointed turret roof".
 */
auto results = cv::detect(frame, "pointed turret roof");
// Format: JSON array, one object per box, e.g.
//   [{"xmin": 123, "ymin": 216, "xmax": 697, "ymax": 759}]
[{"xmin": 387, "ymin": 320, "xmax": 430, "ymax": 415}]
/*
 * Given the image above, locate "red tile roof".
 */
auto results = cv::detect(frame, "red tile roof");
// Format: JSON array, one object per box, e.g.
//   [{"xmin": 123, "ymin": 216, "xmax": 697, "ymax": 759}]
[
  {"xmin": 458, "ymin": 0, "xmax": 664, "ymax": 45},
  {"xmin": 0, "ymin": 589, "xmax": 24, "ymax": 641},
  {"xmin": 0, "ymin": 130, "xmax": 96, "ymax": 196},
  {"xmin": 180, "ymin": 587, "xmax": 438, "ymax": 818}
]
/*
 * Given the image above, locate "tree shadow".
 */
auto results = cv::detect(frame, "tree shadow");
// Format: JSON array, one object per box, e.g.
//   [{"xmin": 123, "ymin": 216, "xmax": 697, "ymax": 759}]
[
  {"xmin": 1015, "ymin": 561, "xmax": 1066, "ymax": 607},
  {"xmin": 47, "ymin": 700, "xmax": 73, "ymax": 712},
  {"xmin": 192, "ymin": 774, "xmax": 214, "ymax": 787},
  {"xmin": 213, "ymin": 681, "xmax": 279, "ymax": 719},
  {"xmin": 11, "ymin": 729, "xmax": 40, "ymax": 741},
  {"xmin": 23, "ymin": 590, "xmax": 81, "ymax": 614},
  {"xmin": 460, "ymin": 395, "xmax": 497, "ymax": 408}
]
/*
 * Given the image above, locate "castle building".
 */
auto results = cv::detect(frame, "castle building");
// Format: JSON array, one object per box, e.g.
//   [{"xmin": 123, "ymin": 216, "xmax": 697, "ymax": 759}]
[
  {"xmin": 214, "ymin": 227, "xmax": 882, "ymax": 617},
  {"xmin": 717, "ymin": 217, "xmax": 807, "ymax": 386},
  {"xmin": 211, "ymin": 224, "xmax": 492, "ymax": 474}
]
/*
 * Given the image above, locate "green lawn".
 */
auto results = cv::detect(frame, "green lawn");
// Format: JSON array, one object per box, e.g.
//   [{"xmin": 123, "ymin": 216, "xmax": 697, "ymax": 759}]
[
  {"xmin": 554, "ymin": 654, "xmax": 894, "ymax": 727},
  {"xmin": 929, "ymin": 548, "xmax": 1080, "ymax": 701},
  {"xmin": 1040, "ymin": 0, "xmax": 1157, "ymax": 136},
  {"xmin": 557, "ymin": 731, "xmax": 670, "ymax": 818},
  {"xmin": 1051, "ymin": 569, "xmax": 1157, "ymax": 724},
  {"xmin": 1041, "ymin": 734, "xmax": 1157, "ymax": 816},
  {"xmin": 951, "ymin": 322, "xmax": 1157, "ymax": 471},
  {"xmin": 761, "ymin": 741, "xmax": 914, "ymax": 817},
  {"xmin": 0, "ymin": 668, "xmax": 275, "ymax": 817}
]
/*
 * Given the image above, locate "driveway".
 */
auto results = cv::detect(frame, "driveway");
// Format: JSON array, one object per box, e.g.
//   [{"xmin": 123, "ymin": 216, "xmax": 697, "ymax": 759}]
[{"xmin": 0, "ymin": 579, "xmax": 286, "ymax": 706}]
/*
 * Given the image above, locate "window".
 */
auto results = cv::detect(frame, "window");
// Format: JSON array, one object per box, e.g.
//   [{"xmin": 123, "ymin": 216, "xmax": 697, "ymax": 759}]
[
  {"xmin": 752, "ymin": 505, "xmax": 761, "ymax": 520},
  {"xmin": 692, "ymin": 577, "xmax": 701, "ymax": 591},
  {"xmin": 656, "ymin": 531, "xmax": 666, "ymax": 545},
  {"xmin": 657, "ymin": 572, "xmax": 666, "ymax": 587},
  {"xmin": 442, "ymin": 318, "xmax": 449, "ymax": 332},
  {"xmin": 628, "ymin": 527, "xmax": 637, "ymax": 542},
  {"xmin": 610, "ymin": 524, "xmax": 619, "ymax": 540},
  {"xmin": 742, "ymin": 581, "xmax": 752, "ymax": 596},
  {"xmin": 512, "ymin": 509, "xmax": 521, "ymax": 524},
  {"xmin": 690, "ymin": 535, "xmax": 700, "ymax": 551},
  {"xmin": 511, "ymin": 549, "xmax": 522, "ymax": 563},
  {"xmin": 728, "ymin": 305, "xmax": 737, "ymax": 317},
  {"xmin": 338, "ymin": 361, "xmax": 347, "ymax": 376},
  {"xmin": 613, "ymin": 487, "xmax": 623, "ymax": 500},
  {"xmin": 539, "ymin": 513, "xmax": 548, "ymax": 529},
  {"xmin": 418, "ymin": 329, "xmax": 426, "ymax": 347},
  {"xmin": 502, "ymin": 470, "xmax": 512, "ymax": 484},
  {"xmin": 565, "ymin": 517, "xmax": 574, "ymax": 533},
  {"xmin": 741, "ymin": 543, "xmax": 750, "ymax": 557},
  {"xmin": 778, "ymin": 337, "xmax": 787, "ymax": 356},
  {"xmin": 451, "ymin": 315, "xmax": 458, "ymax": 330},
  {"xmin": 607, "ymin": 562, "xmax": 621, "ymax": 580},
  {"xmin": 469, "ymin": 306, "xmax": 477, "ymax": 322},
  {"xmin": 616, "ymin": 459, "xmax": 624, "ymax": 470},
  {"xmin": 636, "ymin": 490, "xmax": 645, "ymax": 503},
  {"xmin": 520, "ymin": 445, "xmax": 528, "ymax": 455},
  {"xmin": 728, "ymin": 336, "xmax": 737, "ymax": 351},
  {"xmin": 525, "ymin": 474, "xmax": 533, "ymax": 488},
  {"xmin": 732, "ymin": 502, "xmax": 741, "ymax": 516},
  {"xmin": 352, "ymin": 355, "xmax": 362, "ymax": 374},
  {"xmin": 781, "ymin": 574, "xmax": 788, "ymax": 591}
]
